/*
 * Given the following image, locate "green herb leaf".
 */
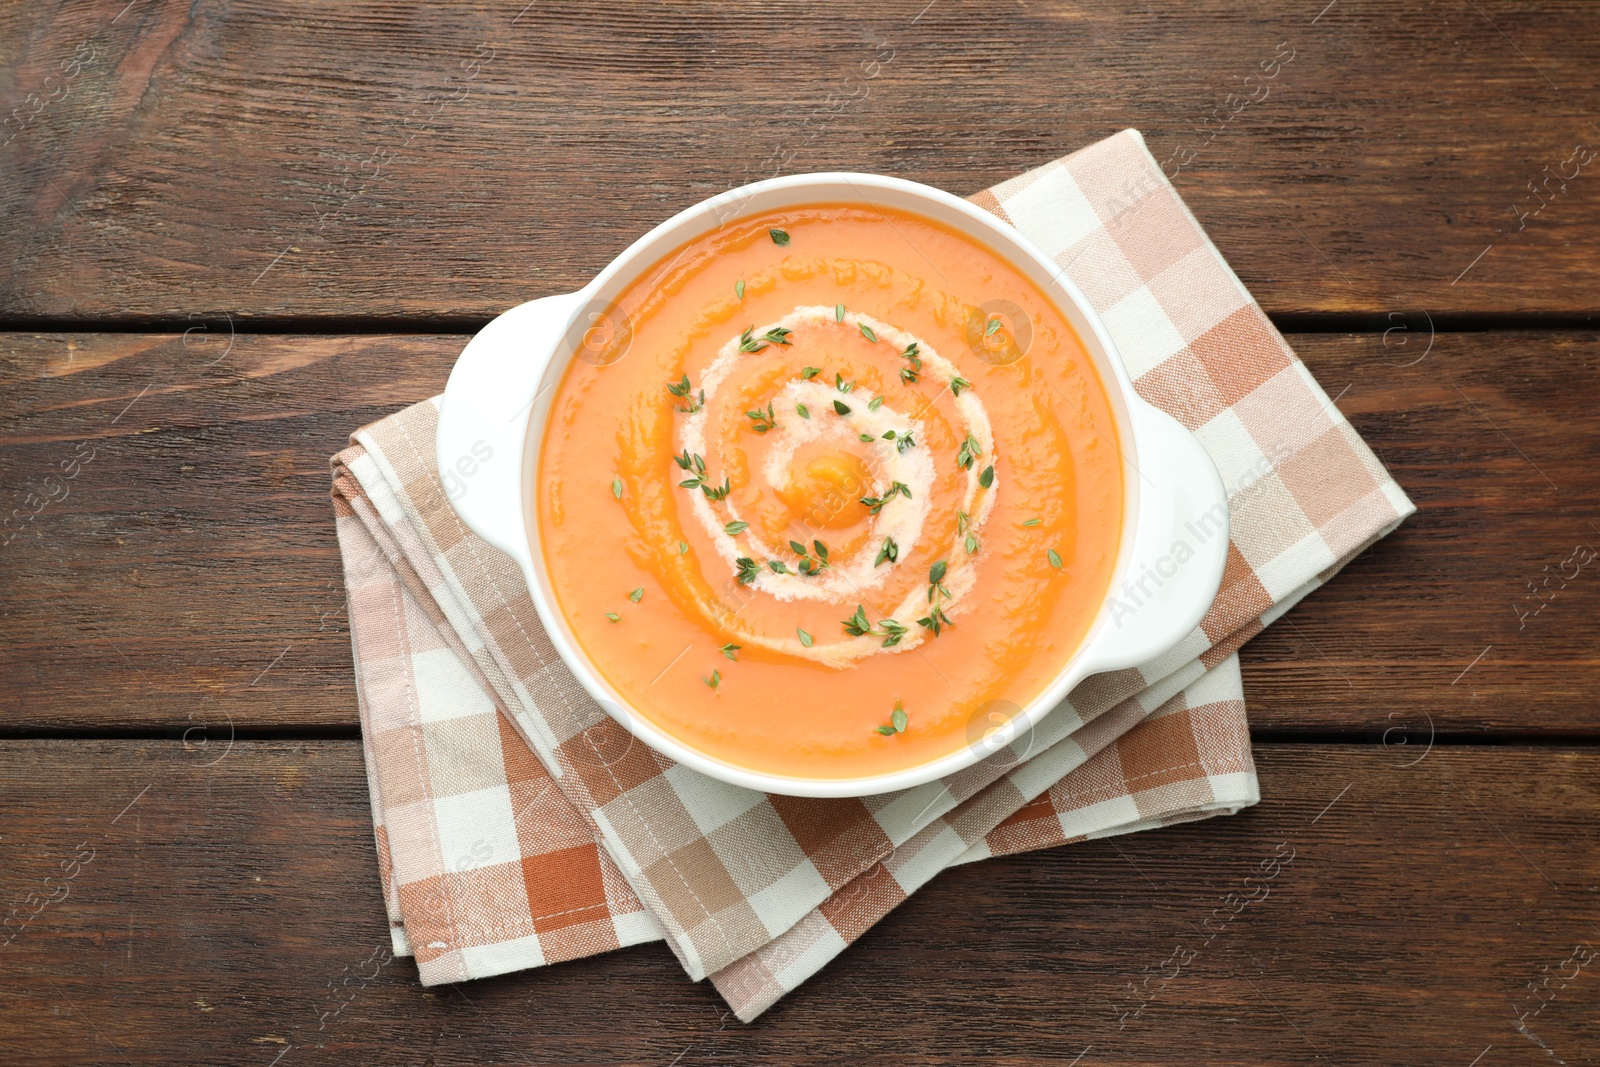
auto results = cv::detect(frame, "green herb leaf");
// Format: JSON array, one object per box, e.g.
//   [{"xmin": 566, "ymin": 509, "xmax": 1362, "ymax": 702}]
[
  {"xmin": 842, "ymin": 604, "xmax": 871, "ymax": 637},
  {"xmin": 797, "ymin": 403, "xmax": 810, "ymax": 419},
  {"xmin": 701, "ymin": 476, "xmax": 731, "ymax": 502},
  {"xmin": 878, "ymin": 618, "xmax": 908, "ymax": 647},
  {"xmin": 800, "ymin": 366, "xmax": 822, "ymax": 380},
  {"xmin": 965, "ymin": 534, "xmax": 979, "ymax": 554},
  {"xmin": 762, "ymin": 326, "xmax": 793, "ymax": 346},
  {"xmin": 868, "ymin": 395, "xmax": 885, "ymax": 412},
  {"xmin": 833, "ymin": 399, "xmax": 851, "ymax": 416},
  {"xmin": 950, "ymin": 375, "xmax": 971, "ymax": 397},
  {"xmin": 1022, "ymin": 517, "xmax": 1042, "ymax": 527},
  {"xmin": 770, "ymin": 228, "xmax": 791, "ymax": 246},
  {"xmin": 611, "ymin": 478, "xmax": 623, "ymax": 499},
  {"xmin": 859, "ymin": 482, "xmax": 911, "ymax": 514},
  {"xmin": 835, "ymin": 303, "xmax": 845, "ymax": 322},
  {"xmin": 706, "ymin": 670, "xmax": 721, "ymax": 690},
  {"xmin": 859, "ymin": 433, "xmax": 874, "ymax": 443},
  {"xmin": 738, "ymin": 326, "xmax": 767, "ymax": 353},
  {"xmin": 956, "ymin": 511, "xmax": 970, "ymax": 534},
  {"xmin": 628, "ymin": 587, "xmax": 644, "ymax": 603},
  {"xmin": 735, "ymin": 557, "xmax": 760, "ymax": 584},
  {"xmin": 859, "ymin": 322, "xmax": 878, "ymax": 343},
  {"xmin": 813, "ymin": 540, "xmax": 829, "ymax": 562},
  {"xmin": 957, "ymin": 434, "xmax": 982, "ymax": 470},
  {"xmin": 916, "ymin": 605, "xmax": 953, "ymax": 636},
  {"xmin": 720, "ymin": 642, "xmax": 742, "ymax": 660},
  {"xmin": 666, "ymin": 373, "xmax": 704, "ymax": 413},
  {"xmin": 979, "ymin": 464, "xmax": 995, "ymax": 488},
  {"xmin": 876, "ymin": 724, "xmax": 897, "ymax": 735},
  {"xmin": 768, "ymin": 559, "xmax": 790, "ymax": 574},
  {"xmin": 835, "ymin": 371, "xmax": 855, "ymax": 394},
  {"xmin": 875, "ymin": 536, "xmax": 899, "ymax": 566},
  {"xmin": 986, "ymin": 317, "xmax": 1003, "ymax": 336},
  {"xmin": 789, "ymin": 540, "xmax": 808, "ymax": 557},
  {"xmin": 1048, "ymin": 548, "xmax": 1063, "ymax": 569},
  {"xmin": 679, "ymin": 541, "xmax": 689, "ymax": 555},
  {"xmin": 744, "ymin": 403, "xmax": 777, "ymax": 433},
  {"xmin": 724, "ymin": 520, "xmax": 749, "ymax": 535},
  {"xmin": 929, "ymin": 560, "xmax": 948, "ymax": 585},
  {"xmin": 891, "ymin": 702, "xmax": 908, "ymax": 733},
  {"xmin": 895, "ymin": 432, "xmax": 916, "ymax": 454},
  {"xmin": 605, "ymin": 612, "xmax": 621, "ymax": 622},
  {"xmin": 735, "ymin": 279, "xmax": 745, "ymax": 300},
  {"xmin": 797, "ymin": 628, "xmax": 814, "ymax": 647}
]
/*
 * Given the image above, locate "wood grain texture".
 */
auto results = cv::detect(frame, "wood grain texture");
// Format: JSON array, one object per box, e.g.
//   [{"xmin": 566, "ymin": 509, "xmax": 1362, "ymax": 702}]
[
  {"xmin": 1, "ymin": 740, "xmax": 1596, "ymax": 1066},
  {"xmin": 4, "ymin": 0, "xmax": 1600, "ymax": 320},
  {"xmin": 4, "ymin": 329, "xmax": 1598, "ymax": 734}
]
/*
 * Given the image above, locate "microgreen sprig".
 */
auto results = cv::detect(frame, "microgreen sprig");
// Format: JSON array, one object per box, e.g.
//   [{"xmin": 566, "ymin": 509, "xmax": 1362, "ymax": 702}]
[
  {"xmin": 899, "ymin": 342, "xmax": 922, "ymax": 384},
  {"xmin": 789, "ymin": 539, "xmax": 830, "ymax": 576},
  {"xmin": 875, "ymin": 701, "xmax": 909, "ymax": 735},
  {"xmin": 745, "ymin": 403, "xmax": 777, "ymax": 434},
  {"xmin": 842, "ymin": 604, "xmax": 871, "ymax": 637},
  {"xmin": 666, "ymin": 373, "xmax": 704, "ymax": 413},
  {"xmin": 957, "ymin": 433, "xmax": 982, "ymax": 471},
  {"xmin": 881, "ymin": 429, "xmax": 916, "ymax": 454},
  {"xmin": 860, "ymin": 481, "xmax": 912, "ymax": 514},
  {"xmin": 916, "ymin": 560, "xmax": 954, "ymax": 636}
]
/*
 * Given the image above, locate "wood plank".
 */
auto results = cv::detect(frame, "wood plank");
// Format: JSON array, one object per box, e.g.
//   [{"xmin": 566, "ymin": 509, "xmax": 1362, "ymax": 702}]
[
  {"xmin": 3, "ymin": 329, "xmax": 1598, "ymax": 734},
  {"xmin": 4, "ymin": 1, "xmax": 1600, "ymax": 320},
  {"xmin": 0, "ymin": 741, "xmax": 1595, "ymax": 1065}
]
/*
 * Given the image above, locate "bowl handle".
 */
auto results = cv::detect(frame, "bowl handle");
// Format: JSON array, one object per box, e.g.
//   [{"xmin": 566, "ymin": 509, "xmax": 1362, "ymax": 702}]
[
  {"xmin": 1084, "ymin": 401, "xmax": 1230, "ymax": 673},
  {"xmin": 435, "ymin": 291, "xmax": 586, "ymax": 568}
]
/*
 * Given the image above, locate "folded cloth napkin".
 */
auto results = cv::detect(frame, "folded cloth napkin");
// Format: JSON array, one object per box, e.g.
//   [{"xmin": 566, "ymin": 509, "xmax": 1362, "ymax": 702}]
[{"xmin": 329, "ymin": 128, "xmax": 1414, "ymax": 1021}]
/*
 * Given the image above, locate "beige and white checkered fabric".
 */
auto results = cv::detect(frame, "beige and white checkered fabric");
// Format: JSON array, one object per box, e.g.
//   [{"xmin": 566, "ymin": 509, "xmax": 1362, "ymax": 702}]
[{"xmin": 330, "ymin": 128, "xmax": 1413, "ymax": 1021}]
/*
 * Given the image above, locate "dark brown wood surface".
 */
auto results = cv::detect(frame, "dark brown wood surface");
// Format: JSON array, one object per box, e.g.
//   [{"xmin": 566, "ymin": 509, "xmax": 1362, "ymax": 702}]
[
  {"xmin": 4, "ymin": 0, "xmax": 1600, "ymax": 321},
  {"xmin": 1, "ymin": 741, "xmax": 1597, "ymax": 1067},
  {"xmin": 5, "ymin": 1, "xmax": 1600, "ymax": 1064}
]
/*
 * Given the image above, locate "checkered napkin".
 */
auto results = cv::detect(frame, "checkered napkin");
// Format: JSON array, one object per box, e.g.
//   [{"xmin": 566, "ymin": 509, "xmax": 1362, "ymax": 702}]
[{"xmin": 329, "ymin": 129, "xmax": 1413, "ymax": 1021}]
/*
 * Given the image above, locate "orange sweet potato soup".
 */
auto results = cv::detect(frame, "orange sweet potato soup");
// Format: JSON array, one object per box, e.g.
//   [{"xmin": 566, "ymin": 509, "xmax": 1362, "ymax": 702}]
[{"xmin": 537, "ymin": 204, "xmax": 1124, "ymax": 780}]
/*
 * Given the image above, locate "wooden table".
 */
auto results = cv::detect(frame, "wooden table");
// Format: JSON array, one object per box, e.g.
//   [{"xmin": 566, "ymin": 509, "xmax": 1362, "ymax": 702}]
[{"xmin": 4, "ymin": 2, "xmax": 1598, "ymax": 1063}]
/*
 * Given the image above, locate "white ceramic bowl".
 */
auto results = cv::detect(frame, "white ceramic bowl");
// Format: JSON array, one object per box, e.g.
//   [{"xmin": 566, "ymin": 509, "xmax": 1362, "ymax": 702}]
[{"xmin": 437, "ymin": 172, "xmax": 1228, "ymax": 798}]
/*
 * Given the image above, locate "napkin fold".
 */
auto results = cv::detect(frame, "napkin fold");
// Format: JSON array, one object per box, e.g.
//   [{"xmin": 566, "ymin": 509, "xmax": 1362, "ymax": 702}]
[{"xmin": 330, "ymin": 129, "xmax": 1413, "ymax": 1021}]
